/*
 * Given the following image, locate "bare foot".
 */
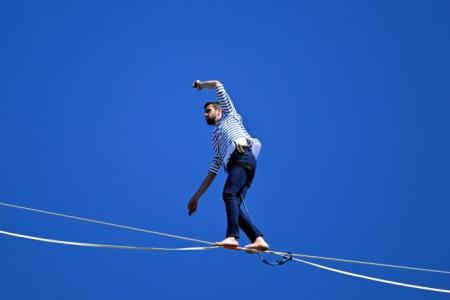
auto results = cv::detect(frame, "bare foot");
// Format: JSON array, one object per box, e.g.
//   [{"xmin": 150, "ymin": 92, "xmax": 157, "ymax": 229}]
[
  {"xmin": 244, "ymin": 236, "xmax": 269, "ymax": 253},
  {"xmin": 215, "ymin": 237, "xmax": 239, "ymax": 249}
]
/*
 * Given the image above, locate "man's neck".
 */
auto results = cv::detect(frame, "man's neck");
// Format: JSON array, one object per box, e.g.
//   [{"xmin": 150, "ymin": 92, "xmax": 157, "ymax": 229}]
[{"xmin": 215, "ymin": 116, "xmax": 223, "ymax": 125}]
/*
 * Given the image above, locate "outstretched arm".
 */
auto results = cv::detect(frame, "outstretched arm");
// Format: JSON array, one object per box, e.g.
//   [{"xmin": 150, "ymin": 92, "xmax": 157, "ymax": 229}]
[
  {"xmin": 192, "ymin": 80, "xmax": 237, "ymax": 116},
  {"xmin": 187, "ymin": 171, "xmax": 217, "ymax": 216},
  {"xmin": 192, "ymin": 80, "xmax": 221, "ymax": 90}
]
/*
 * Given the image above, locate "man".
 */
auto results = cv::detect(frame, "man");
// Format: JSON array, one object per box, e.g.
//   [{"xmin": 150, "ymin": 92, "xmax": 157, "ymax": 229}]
[{"xmin": 187, "ymin": 79, "xmax": 269, "ymax": 251}]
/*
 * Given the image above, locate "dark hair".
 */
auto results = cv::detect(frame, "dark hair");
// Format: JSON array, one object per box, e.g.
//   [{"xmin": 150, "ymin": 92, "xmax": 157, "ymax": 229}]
[{"xmin": 204, "ymin": 101, "xmax": 221, "ymax": 110}]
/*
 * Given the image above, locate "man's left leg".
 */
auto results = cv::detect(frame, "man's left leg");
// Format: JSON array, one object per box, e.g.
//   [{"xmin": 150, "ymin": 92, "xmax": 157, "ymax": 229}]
[
  {"xmin": 215, "ymin": 164, "xmax": 249, "ymax": 248},
  {"xmin": 237, "ymin": 187, "xmax": 262, "ymax": 242},
  {"xmin": 238, "ymin": 187, "xmax": 269, "ymax": 251}
]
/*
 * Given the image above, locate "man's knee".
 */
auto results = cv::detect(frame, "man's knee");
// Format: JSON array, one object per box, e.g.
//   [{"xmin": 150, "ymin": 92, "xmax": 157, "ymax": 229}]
[{"xmin": 222, "ymin": 189, "xmax": 239, "ymax": 202}]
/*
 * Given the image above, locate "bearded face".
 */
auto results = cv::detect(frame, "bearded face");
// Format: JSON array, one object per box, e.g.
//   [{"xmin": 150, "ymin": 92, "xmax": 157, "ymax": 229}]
[{"xmin": 204, "ymin": 104, "xmax": 221, "ymax": 125}]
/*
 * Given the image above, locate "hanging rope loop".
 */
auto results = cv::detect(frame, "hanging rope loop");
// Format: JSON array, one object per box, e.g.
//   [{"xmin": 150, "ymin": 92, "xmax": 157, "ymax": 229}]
[{"xmin": 258, "ymin": 251, "xmax": 293, "ymax": 266}]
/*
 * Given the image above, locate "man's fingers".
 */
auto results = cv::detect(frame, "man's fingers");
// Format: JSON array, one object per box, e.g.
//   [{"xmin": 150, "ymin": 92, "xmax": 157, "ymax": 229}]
[
  {"xmin": 192, "ymin": 80, "xmax": 202, "ymax": 90},
  {"xmin": 192, "ymin": 80, "xmax": 200, "ymax": 88},
  {"xmin": 188, "ymin": 200, "xmax": 197, "ymax": 216}
]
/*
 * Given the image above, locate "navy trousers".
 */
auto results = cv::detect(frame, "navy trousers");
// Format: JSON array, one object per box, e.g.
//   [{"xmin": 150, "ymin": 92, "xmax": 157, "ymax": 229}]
[{"xmin": 223, "ymin": 147, "xmax": 263, "ymax": 242}]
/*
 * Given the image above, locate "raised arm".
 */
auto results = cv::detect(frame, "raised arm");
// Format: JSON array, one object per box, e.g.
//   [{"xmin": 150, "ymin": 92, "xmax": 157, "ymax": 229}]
[
  {"xmin": 192, "ymin": 80, "xmax": 221, "ymax": 89},
  {"xmin": 193, "ymin": 80, "xmax": 237, "ymax": 116}
]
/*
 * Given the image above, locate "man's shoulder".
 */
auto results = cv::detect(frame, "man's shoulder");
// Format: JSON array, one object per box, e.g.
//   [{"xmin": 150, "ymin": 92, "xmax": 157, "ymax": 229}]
[{"xmin": 223, "ymin": 111, "xmax": 241, "ymax": 119}]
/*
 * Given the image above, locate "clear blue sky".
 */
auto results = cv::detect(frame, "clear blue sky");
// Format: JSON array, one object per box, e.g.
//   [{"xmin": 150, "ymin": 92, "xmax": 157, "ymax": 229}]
[{"xmin": 1, "ymin": 1, "xmax": 449, "ymax": 299}]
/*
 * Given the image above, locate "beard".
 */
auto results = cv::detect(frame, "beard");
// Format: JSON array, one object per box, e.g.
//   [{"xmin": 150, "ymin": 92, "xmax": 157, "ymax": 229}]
[{"xmin": 205, "ymin": 116, "xmax": 216, "ymax": 125}]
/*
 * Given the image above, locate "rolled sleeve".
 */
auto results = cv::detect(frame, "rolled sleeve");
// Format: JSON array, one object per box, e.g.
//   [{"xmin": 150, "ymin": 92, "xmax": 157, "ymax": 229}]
[{"xmin": 208, "ymin": 156, "xmax": 223, "ymax": 175}]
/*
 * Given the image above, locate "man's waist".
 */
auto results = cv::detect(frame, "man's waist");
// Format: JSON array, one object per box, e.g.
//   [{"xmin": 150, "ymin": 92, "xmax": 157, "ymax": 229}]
[
  {"xmin": 234, "ymin": 136, "xmax": 249, "ymax": 147},
  {"xmin": 235, "ymin": 145, "xmax": 251, "ymax": 151},
  {"xmin": 234, "ymin": 137, "xmax": 251, "ymax": 154}
]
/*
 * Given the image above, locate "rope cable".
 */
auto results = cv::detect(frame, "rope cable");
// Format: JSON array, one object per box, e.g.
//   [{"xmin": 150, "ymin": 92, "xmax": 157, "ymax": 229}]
[
  {"xmin": 0, "ymin": 229, "xmax": 217, "ymax": 251},
  {"xmin": 1, "ymin": 201, "xmax": 450, "ymax": 294},
  {"xmin": 1, "ymin": 228, "xmax": 449, "ymax": 294},
  {"xmin": 0, "ymin": 201, "xmax": 213, "ymax": 245},
  {"xmin": 290, "ymin": 252, "xmax": 450, "ymax": 275},
  {"xmin": 1, "ymin": 201, "xmax": 448, "ymax": 273},
  {"xmin": 291, "ymin": 257, "xmax": 450, "ymax": 294}
]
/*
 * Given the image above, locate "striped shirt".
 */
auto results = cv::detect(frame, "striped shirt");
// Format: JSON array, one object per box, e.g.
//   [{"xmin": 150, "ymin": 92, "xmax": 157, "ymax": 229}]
[{"xmin": 209, "ymin": 84, "xmax": 254, "ymax": 174}]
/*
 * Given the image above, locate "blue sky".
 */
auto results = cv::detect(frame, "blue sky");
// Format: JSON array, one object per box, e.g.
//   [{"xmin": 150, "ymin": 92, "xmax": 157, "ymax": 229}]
[{"xmin": 1, "ymin": 1, "xmax": 449, "ymax": 299}]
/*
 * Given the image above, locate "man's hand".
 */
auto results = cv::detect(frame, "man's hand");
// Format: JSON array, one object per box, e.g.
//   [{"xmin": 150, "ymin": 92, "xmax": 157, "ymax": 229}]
[
  {"xmin": 187, "ymin": 172, "xmax": 216, "ymax": 216},
  {"xmin": 192, "ymin": 80, "xmax": 202, "ymax": 91},
  {"xmin": 187, "ymin": 196, "xmax": 199, "ymax": 216}
]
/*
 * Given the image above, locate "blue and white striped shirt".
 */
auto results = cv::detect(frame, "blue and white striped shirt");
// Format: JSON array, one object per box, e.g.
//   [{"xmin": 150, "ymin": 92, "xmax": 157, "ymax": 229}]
[{"xmin": 208, "ymin": 84, "xmax": 254, "ymax": 174}]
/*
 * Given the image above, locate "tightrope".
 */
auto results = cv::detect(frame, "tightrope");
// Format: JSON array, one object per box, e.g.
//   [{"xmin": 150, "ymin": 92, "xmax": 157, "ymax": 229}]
[
  {"xmin": 240, "ymin": 197, "xmax": 450, "ymax": 274},
  {"xmin": 1, "ymin": 201, "xmax": 449, "ymax": 294},
  {"xmin": 0, "ymin": 229, "xmax": 217, "ymax": 251},
  {"xmin": 0, "ymin": 201, "xmax": 214, "ymax": 245},
  {"xmin": 2, "ymin": 201, "xmax": 448, "ymax": 274},
  {"xmin": 290, "ymin": 258, "xmax": 450, "ymax": 294},
  {"xmin": 1, "ymin": 228, "xmax": 449, "ymax": 294},
  {"xmin": 290, "ymin": 252, "xmax": 450, "ymax": 275}
]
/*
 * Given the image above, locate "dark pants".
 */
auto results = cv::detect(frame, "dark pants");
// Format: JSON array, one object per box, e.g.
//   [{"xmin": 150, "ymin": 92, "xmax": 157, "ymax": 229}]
[{"xmin": 223, "ymin": 147, "xmax": 263, "ymax": 242}]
